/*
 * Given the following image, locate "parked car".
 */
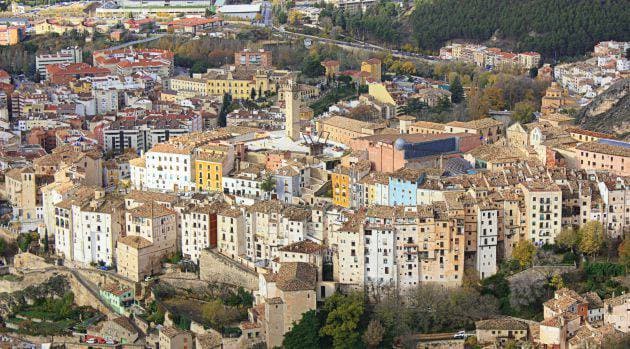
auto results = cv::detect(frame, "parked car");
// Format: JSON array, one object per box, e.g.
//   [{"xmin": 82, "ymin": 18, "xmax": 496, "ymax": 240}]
[{"xmin": 453, "ymin": 330, "xmax": 467, "ymax": 339}]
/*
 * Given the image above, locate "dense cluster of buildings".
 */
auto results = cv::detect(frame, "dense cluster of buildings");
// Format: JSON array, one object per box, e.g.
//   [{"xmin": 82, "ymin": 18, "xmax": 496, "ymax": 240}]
[
  {"xmin": 0, "ymin": 3, "xmax": 628, "ymax": 348},
  {"xmin": 475, "ymin": 289, "xmax": 629, "ymax": 348},
  {"xmin": 554, "ymin": 41, "xmax": 630, "ymax": 98},
  {"xmin": 439, "ymin": 43, "xmax": 542, "ymax": 70}
]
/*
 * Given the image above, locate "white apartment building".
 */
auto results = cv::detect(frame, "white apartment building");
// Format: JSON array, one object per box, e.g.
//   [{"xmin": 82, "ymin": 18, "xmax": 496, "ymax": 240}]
[
  {"xmin": 476, "ymin": 206, "xmax": 498, "ymax": 279},
  {"xmin": 103, "ymin": 124, "xmax": 190, "ymax": 153},
  {"xmin": 331, "ymin": 219, "xmax": 364, "ymax": 290},
  {"xmin": 179, "ymin": 203, "xmax": 223, "ymax": 263},
  {"xmin": 598, "ymin": 178, "xmax": 629, "ymax": 238},
  {"xmin": 70, "ymin": 197, "xmax": 125, "ymax": 266},
  {"xmin": 363, "ymin": 222, "xmax": 397, "ymax": 290},
  {"xmin": 129, "ymin": 157, "xmax": 146, "ymax": 191},
  {"xmin": 222, "ymin": 171, "xmax": 265, "ymax": 205},
  {"xmin": 94, "ymin": 88, "xmax": 119, "ymax": 115},
  {"xmin": 145, "ymin": 143, "xmax": 195, "ymax": 192},
  {"xmin": 36, "ymin": 46, "xmax": 82, "ymax": 79},
  {"xmin": 521, "ymin": 182, "xmax": 563, "ymax": 245},
  {"xmin": 217, "ymin": 207, "xmax": 246, "ymax": 260}
]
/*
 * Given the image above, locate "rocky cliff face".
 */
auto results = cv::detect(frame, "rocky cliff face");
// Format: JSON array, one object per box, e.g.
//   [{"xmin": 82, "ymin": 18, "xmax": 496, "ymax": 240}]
[
  {"xmin": 576, "ymin": 78, "xmax": 630, "ymax": 140},
  {"xmin": 0, "ymin": 275, "xmax": 70, "ymax": 319}
]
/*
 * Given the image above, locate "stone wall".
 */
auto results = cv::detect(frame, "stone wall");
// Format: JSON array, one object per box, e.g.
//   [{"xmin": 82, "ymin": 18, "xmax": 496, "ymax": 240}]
[{"xmin": 199, "ymin": 249, "xmax": 259, "ymax": 290}]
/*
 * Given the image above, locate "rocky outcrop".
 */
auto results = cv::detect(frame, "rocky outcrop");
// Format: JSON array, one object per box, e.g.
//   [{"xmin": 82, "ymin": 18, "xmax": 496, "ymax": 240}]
[
  {"xmin": 576, "ymin": 78, "xmax": 630, "ymax": 140},
  {"xmin": 0, "ymin": 275, "xmax": 70, "ymax": 319}
]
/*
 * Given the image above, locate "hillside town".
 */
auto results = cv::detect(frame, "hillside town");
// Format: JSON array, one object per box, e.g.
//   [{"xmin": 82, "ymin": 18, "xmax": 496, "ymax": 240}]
[{"xmin": 0, "ymin": 0, "xmax": 628, "ymax": 348}]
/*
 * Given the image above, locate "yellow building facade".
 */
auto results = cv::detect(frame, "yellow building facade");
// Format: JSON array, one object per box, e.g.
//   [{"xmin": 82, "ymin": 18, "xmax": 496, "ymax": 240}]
[
  {"xmin": 195, "ymin": 157, "xmax": 223, "ymax": 192},
  {"xmin": 332, "ymin": 172, "xmax": 350, "ymax": 208}
]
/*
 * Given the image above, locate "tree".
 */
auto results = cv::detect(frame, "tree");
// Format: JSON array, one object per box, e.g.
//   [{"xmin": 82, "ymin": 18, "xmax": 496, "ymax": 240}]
[
  {"xmin": 218, "ymin": 93, "xmax": 231, "ymax": 127},
  {"xmin": 43, "ymin": 231, "xmax": 49, "ymax": 253},
  {"xmin": 301, "ymin": 54, "xmax": 325, "ymax": 78},
  {"xmin": 511, "ymin": 101, "xmax": 536, "ymax": 123},
  {"xmin": 250, "ymin": 87, "xmax": 257, "ymax": 100},
  {"xmin": 434, "ymin": 96, "xmax": 452, "ymax": 112},
  {"xmin": 320, "ymin": 292, "xmax": 365, "ymax": 349},
  {"xmin": 449, "ymin": 76, "xmax": 464, "ymax": 104},
  {"xmin": 512, "ymin": 240, "xmax": 536, "ymax": 268},
  {"xmin": 579, "ymin": 221, "xmax": 605, "ymax": 257},
  {"xmin": 550, "ymin": 274, "xmax": 565, "ymax": 290},
  {"xmin": 362, "ymin": 319, "xmax": 385, "ymax": 348},
  {"xmin": 482, "ymin": 87, "xmax": 506, "ymax": 110},
  {"xmin": 0, "ymin": 238, "xmax": 5, "ymax": 257},
  {"xmin": 619, "ymin": 239, "xmax": 630, "ymax": 269},
  {"xmin": 399, "ymin": 61, "xmax": 417, "ymax": 75},
  {"xmin": 190, "ymin": 61, "xmax": 209, "ymax": 75},
  {"xmin": 529, "ymin": 67, "xmax": 538, "ymax": 79},
  {"xmin": 17, "ymin": 233, "xmax": 32, "ymax": 253},
  {"xmin": 556, "ymin": 227, "xmax": 581, "ymax": 253},
  {"xmin": 201, "ymin": 299, "xmax": 241, "ymax": 330},
  {"xmin": 283, "ymin": 310, "xmax": 321, "ymax": 349},
  {"xmin": 277, "ymin": 10, "xmax": 288, "ymax": 24},
  {"xmin": 260, "ymin": 174, "xmax": 276, "ymax": 199}
]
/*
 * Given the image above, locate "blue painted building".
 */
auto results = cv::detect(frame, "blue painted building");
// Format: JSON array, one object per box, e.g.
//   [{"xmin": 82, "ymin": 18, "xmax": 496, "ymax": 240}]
[{"xmin": 388, "ymin": 168, "xmax": 425, "ymax": 206}]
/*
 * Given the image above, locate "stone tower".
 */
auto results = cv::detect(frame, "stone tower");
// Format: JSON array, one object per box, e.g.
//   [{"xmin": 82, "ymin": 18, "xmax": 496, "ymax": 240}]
[{"xmin": 284, "ymin": 80, "xmax": 300, "ymax": 141}]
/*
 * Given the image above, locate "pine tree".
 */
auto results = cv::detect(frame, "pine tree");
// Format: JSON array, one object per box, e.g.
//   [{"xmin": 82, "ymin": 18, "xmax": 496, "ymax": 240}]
[
  {"xmin": 44, "ymin": 231, "xmax": 49, "ymax": 253},
  {"xmin": 449, "ymin": 76, "xmax": 464, "ymax": 104}
]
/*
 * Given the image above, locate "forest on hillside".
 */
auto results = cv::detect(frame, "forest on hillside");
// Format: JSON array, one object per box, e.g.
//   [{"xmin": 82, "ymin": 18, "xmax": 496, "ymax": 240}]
[{"xmin": 410, "ymin": 0, "xmax": 630, "ymax": 59}]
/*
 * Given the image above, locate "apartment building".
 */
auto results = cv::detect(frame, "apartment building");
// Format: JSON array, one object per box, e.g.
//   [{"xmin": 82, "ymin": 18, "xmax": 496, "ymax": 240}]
[
  {"xmin": 144, "ymin": 143, "xmax": 195, "ymax": 192},
  {"xmin": 178, "ymin": 201, "xmax": 225, "ymax": 263},
  {"xmin": 70, "ymin": 193, "xmax": 125, "ymax": 266},
  {"xmin": 36, "ymin": 47, "xmax": 83, "ymax": 79},
  {"xmin": 234, "ymin": 48, "xmax": 272, "ymax": 68},
  {"xmin": 576, "ymin": 141, "xmax": 630, "ymax": 176},
  {"xmin": 117, "ymin": 202, "xmax": 178, "ymax": 281},
  {"xmin": 0, "ymin": 25, "xmax": 24, "ymax": 46},
  {"xmin": 194, "ymin": 144, "xmax": 234, "ymax": 192},
  {"xmin": 520, "ymin": 181, "xmax": 563, "ymax": 245},
  {"xmin": 476, "ymin": 205, "xmax": 498, "ymax": 279},
  {"xmin": 217, "ymin": 207, "xmax": 246, "ymax": 260}
]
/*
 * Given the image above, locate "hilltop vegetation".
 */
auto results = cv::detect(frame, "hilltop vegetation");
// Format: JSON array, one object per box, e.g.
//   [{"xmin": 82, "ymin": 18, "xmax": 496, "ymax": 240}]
[{"xmin": 410, "ymin": 0, "xmax": 630, "ymax": 59}]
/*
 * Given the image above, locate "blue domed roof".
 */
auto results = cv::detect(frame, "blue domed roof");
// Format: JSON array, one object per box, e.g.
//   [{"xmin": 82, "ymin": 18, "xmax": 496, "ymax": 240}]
[{"xmin": 394, "ymin": 138, "xmax": 406, "ymax": 150}]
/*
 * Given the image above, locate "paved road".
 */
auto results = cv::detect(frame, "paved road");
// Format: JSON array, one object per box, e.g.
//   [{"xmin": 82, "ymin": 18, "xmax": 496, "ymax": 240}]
[
  {"xmin": 107, "ymin": 34, "xmax": 166, "ymax": 50},
  {"xmin": 272, "ymin": 27, "xmax": 438, "ymax": 64}
]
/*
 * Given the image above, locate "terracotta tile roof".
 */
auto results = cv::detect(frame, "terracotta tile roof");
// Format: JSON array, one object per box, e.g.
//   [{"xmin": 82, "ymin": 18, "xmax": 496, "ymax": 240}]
[
  {"xmin": 447, "ymin": 118, "xmax": 502, "ymax": 130},
  {"xmin": 582, "ymin": 292, "xmax": 603, "ymax": 309},
  {"xmin": 126, "ymin": 190, "xmax": 177, "ymax": 205},
  {"xmin": 411, "ymin": 120, "xmax": 446, "ymax": 131},
  {"xmin": 476, "ymin": 317, "xmax": 528, "ymax": 331},
  {"xmin": 111, "ymin": 316, "xmax": 137, "ymax": 333},
  {"xmin": 576, "ymin": 142, "xmax": 630, "ymax": 157},
  {"xmin": 161, "ymin": 326, "xmax": 188, "ymax": 338},
  {"xmin": 101, "ymin": 283, "xmax": 131, "ymax": 297},
  {"xmin": 276, "ymin": 262, "xmax": 317, "ymax": 292},
  {"xmin": 278, "ymin": 240, "xmax": 326, "ymax": 254},
  {"xmin": 604, "ymin": 293, "xmax": 629, "ymax": 307},
  {"xmin": 118, "ymin": 235, "xmax": 152, "ymax": 249},
  {"xmin": 128, "ymin": 202, "xmax": 176, "ymax": 219},
  {"xmin": 568, "ymin": 128, "xmax": 615, "ymax": 139},
  {"xmin": 218, "ymin": 207, "xmax": 243, "ymax": 218},
  {"xmin": 282, "ymin": 206, "xmax": 311, "ymax": 221}
]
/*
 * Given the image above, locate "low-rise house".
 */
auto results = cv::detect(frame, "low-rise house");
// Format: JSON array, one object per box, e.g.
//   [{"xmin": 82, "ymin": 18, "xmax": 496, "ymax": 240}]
[
  {"xmin": 159, "ymin": 326, "xmax": 193, "ymax": 349},
  {"xmin": 582, "ymin": 292, "xmax": 604, "ymax": 323},
  {"xmin": 604, "ymin": 293, "xmax": 629, "ymax": 333},
  {"xmin": 539, "ymin": 312, "xmax": 581, "ymax": 349},
  {"xmin": 99, "ymin": 283, "xmax": 133, "ymax": 315},
  {"xmin": 475, "ymin": 317, "xmax": 529, "ymax": 345},
  {"xmin": 93, "ymin": 316, "xmax": 139, "ymax": 344}
]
